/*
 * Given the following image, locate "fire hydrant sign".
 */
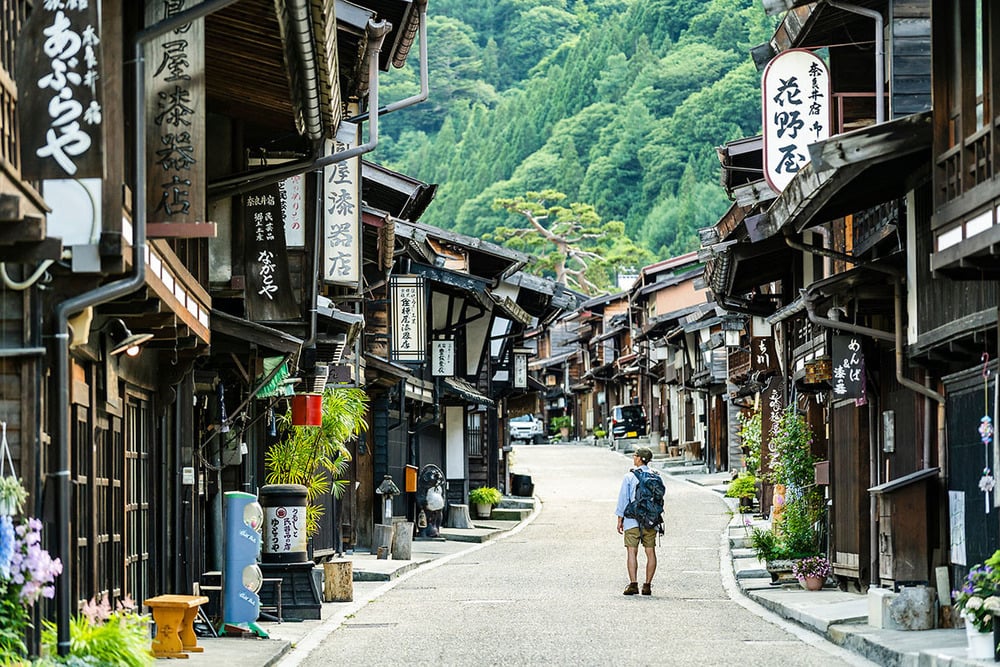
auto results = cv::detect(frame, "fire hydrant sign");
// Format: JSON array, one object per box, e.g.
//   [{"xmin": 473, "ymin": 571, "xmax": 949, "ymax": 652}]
[
  {"xmin": 762, "ymin": 49, "xmax": 830, "ymax": 193},
  {"xmin": 265, "ymin": 505, "xmax": 307, "ymax": 555}
]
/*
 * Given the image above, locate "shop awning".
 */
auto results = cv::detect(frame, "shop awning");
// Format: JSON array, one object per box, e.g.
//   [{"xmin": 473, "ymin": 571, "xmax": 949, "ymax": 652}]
[
  {"xmin": 210, "ymin": 309, "xmax": 303, "ymax": 355},
  {"xmin": 442, "ymin": 377, "xmax": 495, "ymax": 407}
]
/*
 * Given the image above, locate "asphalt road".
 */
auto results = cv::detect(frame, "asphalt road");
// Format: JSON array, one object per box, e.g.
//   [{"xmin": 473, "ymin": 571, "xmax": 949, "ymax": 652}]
[{"xmin": 294, "ymin": 445, "xmax": 869, "ymax": 666}]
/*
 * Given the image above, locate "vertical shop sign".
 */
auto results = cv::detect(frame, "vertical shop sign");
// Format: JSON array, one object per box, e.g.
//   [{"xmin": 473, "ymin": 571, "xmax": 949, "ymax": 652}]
[
  {"xmin": 244, "ymin": 182, "xmax": 299, "ymax": 321},
  {"xmin": 513, "ymin": 350, "xmax": 529, "ymax": 389},
  {"xmin": 762, "ymin": 49, "xmax": 830, "ymax": 193},
  {"xmin": 280, "ymin": 175, "xmax": 307, "ymax": 246},
  {"xmin": 831, "ymin": 334, "xmax": 865, "ymax": 400},
  {"xmin": 145, "ymin": 0, "xmax": 207, "ymax": 235},
  {"xmin": 323, "ymin": 122, "xmax": 361, "ymax": 285},
  {"xmin": 17, "ymin": 2, "xmax": 103, "ymax": 179},
  {"xmin": 431, "ymin": 340, "xmax": 455, "ymax": 377},
  {"xmin": 390, "ymin": 275, "xmax": 426, "ymax": 363}
]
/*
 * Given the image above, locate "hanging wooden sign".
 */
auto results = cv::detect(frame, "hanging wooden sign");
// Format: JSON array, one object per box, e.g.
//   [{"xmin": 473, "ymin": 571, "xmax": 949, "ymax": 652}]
[
  {"xmin": 17, "ymin": 2, "xmax": 103, "ymax": 180},
  {"xmin": 144, "ymin": 0, "xmax": 209, "ymax": 237},
  {"xmin": 244, "ymin": 182, "xmax": 299, "ymax": 322},
  {"xmin": 831, "ymin": 334, "xmax": 865, "ymax": 400},
  {"xmin": 323, "ymin": 122, "xmax": 361, "ymax": 285},
  {"xmin": 390, "ymin": 275, "xmax": 426, "ymax": 363},
  {"xmin": 762, "ymin": 49, "xmax": 831, "ymax": 193}
]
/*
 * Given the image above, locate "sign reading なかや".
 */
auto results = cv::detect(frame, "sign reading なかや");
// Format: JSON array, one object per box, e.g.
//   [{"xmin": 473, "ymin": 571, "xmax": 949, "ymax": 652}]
[{"xmin": 762, "ymin": 49, "xmax": 830, "ymax": 193}]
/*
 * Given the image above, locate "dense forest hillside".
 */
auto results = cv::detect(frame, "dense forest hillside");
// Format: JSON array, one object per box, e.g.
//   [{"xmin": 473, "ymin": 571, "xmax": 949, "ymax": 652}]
[{"xmin": 377, "ymin": 0, "xmax": 776, "ymax": 260}]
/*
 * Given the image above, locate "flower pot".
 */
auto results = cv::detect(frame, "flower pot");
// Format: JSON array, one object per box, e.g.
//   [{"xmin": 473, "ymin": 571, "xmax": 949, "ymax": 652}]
[
  {"xmin": 966, "ymin": 620, "xmax": 994, "ymax": 660},
  {"xmin": 801, "ymin": 575, "xmax": 824, "ymax": 591},
  {"xmin": 474, "ymin": 503, "xmax": 492, "ymax": 519},
  {"xmin": 765, "ymin": 559, "xmax": 797, "ymax": 585},
  {"xmin": 559, "ymin": 427, "xmax": 570, "ymax": 439}
]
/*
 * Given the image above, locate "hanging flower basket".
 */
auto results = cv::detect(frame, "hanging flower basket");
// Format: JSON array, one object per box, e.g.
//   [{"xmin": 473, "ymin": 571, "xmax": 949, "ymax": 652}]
[{"xmin": 0, "ymin": 476, "xmax": 27, "ymax": 517}]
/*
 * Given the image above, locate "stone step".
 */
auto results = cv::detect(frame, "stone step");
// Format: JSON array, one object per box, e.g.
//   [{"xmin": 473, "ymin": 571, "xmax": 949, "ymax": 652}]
[
  {"xmin": 490, "ymin": 507, "xmax": 531, "ymax": 521},
  {"xmin": 498, "ymin": 497, "xmax": 534, "ymax": 510}
]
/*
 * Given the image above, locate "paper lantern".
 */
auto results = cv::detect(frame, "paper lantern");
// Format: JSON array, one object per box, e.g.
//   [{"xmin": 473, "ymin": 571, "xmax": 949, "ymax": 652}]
[{"xmin": 291, "ymin": 393, "xmax": 322, "ymax": 426}]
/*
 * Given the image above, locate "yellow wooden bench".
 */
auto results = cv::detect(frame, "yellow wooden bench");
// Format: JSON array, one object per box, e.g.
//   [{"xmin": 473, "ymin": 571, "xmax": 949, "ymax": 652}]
[{"xmin": 144, "ymin": 594, "xmax": 209, "ymax": 659}]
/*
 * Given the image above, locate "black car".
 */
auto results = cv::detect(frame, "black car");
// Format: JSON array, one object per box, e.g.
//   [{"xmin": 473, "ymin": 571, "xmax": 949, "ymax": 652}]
[{"xmin": 608, "ymin": 404, "xmax": 647, "ymax": 438}]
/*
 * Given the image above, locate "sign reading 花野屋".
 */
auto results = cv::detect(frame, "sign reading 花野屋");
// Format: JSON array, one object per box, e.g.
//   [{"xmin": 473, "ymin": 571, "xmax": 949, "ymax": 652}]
[
  {"xmin": 17, "ymin": 3, "xmax": 103, "ymax": 180},
  {"xmin": 762, "ymin": 49, "xmax": 831, "ymax": 193}
]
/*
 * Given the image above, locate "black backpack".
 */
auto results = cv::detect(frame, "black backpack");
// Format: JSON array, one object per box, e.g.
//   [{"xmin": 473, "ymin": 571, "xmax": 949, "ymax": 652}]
[{"xmin": 624, "ymin": 468, "xmax": 665, "ymax": 533}]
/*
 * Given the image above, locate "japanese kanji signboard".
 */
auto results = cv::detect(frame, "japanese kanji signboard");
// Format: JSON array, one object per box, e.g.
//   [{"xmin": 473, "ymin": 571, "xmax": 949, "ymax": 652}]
[
  {"xmin": 323, "ymin": 122, "xmax": 361, "ymax": 286},
  {"xmin": 390, "ymin": 275, "xmax": 426, "ymax": 363},
  {"xmin": 244, "ymin": 182, "xmax": 299, "ymax": 322},
  {"xmin": 431, "ymin": 340, "xmax": 455, "ymax": 377},
  {"xmin": 762, "ymin": 49, "xmax": 830, "ymax": 193},
  {"xmin": 144, "ymin": 0, "xmax": 208, "ymax": 235},
  {"xmin": 17, "ymin": 2, "xmax": 103, "ymax": 180},
  {"xmin": 831, "ymin": 334, "xmax": 865, "ymax": 400}
]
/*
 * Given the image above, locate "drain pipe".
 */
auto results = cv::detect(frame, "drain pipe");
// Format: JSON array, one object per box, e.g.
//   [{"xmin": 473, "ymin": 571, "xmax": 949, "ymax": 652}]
[
  {"xmin": 892, "ymin": 280, "xmax": 944, "ymax": 405},
  {"xmin": 826, "ymin": 0, "xmax": 884, "ymax": 125},
  {"xmin": 785, "ymin": 234, "xmax": 901, "ymax": 277},
  {"xmin": 353, "ymin": 0, "xmax": 429, "ymax": 123},
  {"xmin": 51, "ymin": 0, "xmax": 243, "ymax": 654},
  {"xmin": 802, "ymin": 289, "xmax": 895, "ymax": 343},
  {"xmin": 288, "ymin": 0, "xmax": 325, "ymax": 141},
  {"xmin": 207, "ymin": 13, "xmax": 410, "ymax": 203}
]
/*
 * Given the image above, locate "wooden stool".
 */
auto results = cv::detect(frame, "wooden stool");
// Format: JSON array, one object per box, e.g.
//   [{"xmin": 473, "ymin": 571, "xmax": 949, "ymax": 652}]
[{"xmin": 144, "ymin": 594, "xmax": 209, "ymax": 659}]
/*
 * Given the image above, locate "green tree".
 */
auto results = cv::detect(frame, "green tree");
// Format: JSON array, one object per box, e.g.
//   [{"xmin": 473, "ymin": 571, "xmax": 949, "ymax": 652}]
[{"xmin": 491, "ymin": 190, "xmax": 653, "ymax": 294}]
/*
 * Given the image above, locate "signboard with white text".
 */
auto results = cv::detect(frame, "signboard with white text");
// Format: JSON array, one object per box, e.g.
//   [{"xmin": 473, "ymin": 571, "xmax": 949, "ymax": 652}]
[
  {"xmin": 762, "ymin": 49, "xmax": 831, "ymax": 193},
  {"xmin": 390, "ymin": 275, "xmax": 426, "ymax": 363},
  {"xmin": 431, "ymin": 340, "xmax": 455, "ymax": 377}
]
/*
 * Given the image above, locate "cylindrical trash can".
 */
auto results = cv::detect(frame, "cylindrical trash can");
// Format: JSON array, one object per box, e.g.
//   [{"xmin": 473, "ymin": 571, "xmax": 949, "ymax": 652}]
[
  {"xmin": 511, "ymin": 474, "xmax": 534, "ymax": 497},
  {"xmin": 260, "ymin": 484, "xmax": 309, "ymax": 563}
]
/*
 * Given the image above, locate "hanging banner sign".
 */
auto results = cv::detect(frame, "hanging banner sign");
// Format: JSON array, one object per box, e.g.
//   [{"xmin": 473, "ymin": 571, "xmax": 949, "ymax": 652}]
[
  {"xmin": 144, "ymin": 0, "xmax": 208, "ymax": 235},
  {"xmin": 831, "ymin": 334, "xmax": 865, "ymax": 400},
  {"xmin": 513, "ymin": 352, "xmax": 528, "ymax": 389},
  {"xmin": 244, "ymin": 182, "xmax": 299, "ymax": 321},
  {"xmin": 390, "ymin": 275, "xmax": 426, "ymax": 363},
  {"xmin": 762, "ymin": 49, "xmax": 831, "ymax": 193},
  {"xmin": 280, "ymin": 175, "xmax": 307, "ymax": 247},
  {"xmin": 17, "ymin": 2, "xmax": 103, "ymax": 180},
  {"xmin": 751, "ymin": 337, "xmax": 778, "ymax": 374},
  {"xmin": 323, "ymin": 122, "xmax": 361, "ymax": 285},
  {"xmin": 431, "ymin": 340, "xmax": 455, "ymax": 377}
]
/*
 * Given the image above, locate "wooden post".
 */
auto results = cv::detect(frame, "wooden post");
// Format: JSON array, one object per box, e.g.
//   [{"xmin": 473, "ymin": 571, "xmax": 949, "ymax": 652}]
[
  {"xmin": 323, "ymin": 560, "xmax": 353, "ymax": 602},
  {"xmin": 391, "ymin": 521, "xmax": 414, "ymax": 560}
]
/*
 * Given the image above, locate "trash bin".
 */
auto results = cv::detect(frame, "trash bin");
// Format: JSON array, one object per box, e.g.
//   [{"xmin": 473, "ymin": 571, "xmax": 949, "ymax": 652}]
[{"xmin": 511, "ymin": 474, "xmax": 534, "ymax": 497}]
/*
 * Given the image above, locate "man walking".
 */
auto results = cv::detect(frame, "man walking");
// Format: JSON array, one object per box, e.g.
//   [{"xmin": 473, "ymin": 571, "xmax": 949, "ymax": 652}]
[{"xmin": 615, "ymin": 447, "xmax": 660, "ymax": 595}]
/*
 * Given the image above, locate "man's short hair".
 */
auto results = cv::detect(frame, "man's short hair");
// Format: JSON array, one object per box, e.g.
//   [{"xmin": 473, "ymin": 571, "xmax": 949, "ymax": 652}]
[{"xmin": 634, "ymin": 447, "xmax": 653, "ymax": 464}]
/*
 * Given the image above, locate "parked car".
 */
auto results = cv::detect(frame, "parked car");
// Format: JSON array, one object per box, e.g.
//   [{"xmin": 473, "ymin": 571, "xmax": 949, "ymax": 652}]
[
  {"xmin": 509, "ymin": 414, "xmax": 545, "ymax": 443},
  {"xmin": 607, "ymin": 404, "xmax": 648, "ymax": 439}
]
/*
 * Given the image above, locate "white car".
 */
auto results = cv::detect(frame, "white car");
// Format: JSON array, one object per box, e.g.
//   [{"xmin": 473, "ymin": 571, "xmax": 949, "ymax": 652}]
[{"xmin": 509, "ymin": 414, "xmax": 544, "ymax": 443}]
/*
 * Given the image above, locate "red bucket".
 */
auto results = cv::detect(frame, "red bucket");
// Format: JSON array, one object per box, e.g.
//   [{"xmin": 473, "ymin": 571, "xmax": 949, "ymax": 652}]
[{"xmin": 291, "ymin": 393, "xmax": 322, "ymax": 426}]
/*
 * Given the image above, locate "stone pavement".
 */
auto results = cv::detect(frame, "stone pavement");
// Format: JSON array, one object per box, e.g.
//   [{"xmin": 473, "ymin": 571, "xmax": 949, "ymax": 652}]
[
  {"xmin": 180, "ymin": 514, "xmax": 532, "ymax": 667},
  {"xmin": 173, "ymin": 447, "xmax": 994, "ymax": 666},
  {"xmin": 663, "ymin": 459, "xmax": 993, "ymax": 667}
]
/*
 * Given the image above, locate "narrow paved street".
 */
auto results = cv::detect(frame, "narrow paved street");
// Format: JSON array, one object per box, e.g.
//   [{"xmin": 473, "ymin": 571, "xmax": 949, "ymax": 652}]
[{"xmin": 296, "ymin": 445, "xmax": 868, "ymax": 666}]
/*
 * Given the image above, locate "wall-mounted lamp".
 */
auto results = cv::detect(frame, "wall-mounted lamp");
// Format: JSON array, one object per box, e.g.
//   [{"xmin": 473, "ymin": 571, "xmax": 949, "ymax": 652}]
[{"xmin": 106, "ymin": 318, "xmax": 154, "ymax": 357}]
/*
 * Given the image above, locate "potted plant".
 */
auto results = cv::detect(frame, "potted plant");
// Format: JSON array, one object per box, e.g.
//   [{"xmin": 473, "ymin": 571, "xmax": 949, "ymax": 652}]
[
  {"xmin": 792, "ymin": 555, "xmax": 831, "ymax": 591},
  {"xmin": 725, "ymin": 472, "xmax": 757, "ymax": 510},
  {"xmin": 264, "ymin": 387, "xmax": 368, "ymax": 536},
  {"xmin": 550, "ymin": 415, "xmax": 572, "ymax": 439},
  {"xmin": 0, "ymin": 476, "xmax": 27, "ymax": 516},
  {"xmin": 469, "ymin": 486, "xmax": 502, "ymax": 518},
  {"xmin": 41, "ymin": 595, "xmax": 153, "ymax": 666},
  {"xmin": 952, "ymin": 560, "xmax": 1000, "ymax": 659}
]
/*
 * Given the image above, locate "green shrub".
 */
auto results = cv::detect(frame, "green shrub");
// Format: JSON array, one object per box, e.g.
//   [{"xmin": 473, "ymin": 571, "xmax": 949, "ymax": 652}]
[
  {"xmin": 549, "ymin": 415, "xmax": 572, "ymax": 432},
  {"xmin": 469, "ymin": 486, "xmax": 502, "ymax": 506},
  {"xmin": 725, "ymin": 473, "xmax": 756, "ymax": 500}
]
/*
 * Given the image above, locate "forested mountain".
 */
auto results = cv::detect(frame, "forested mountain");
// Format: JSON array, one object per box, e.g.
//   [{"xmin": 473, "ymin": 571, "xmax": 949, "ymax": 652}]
[{"xmin": 377, "ymin": 0, "xmax": 777, "ymax": 260}]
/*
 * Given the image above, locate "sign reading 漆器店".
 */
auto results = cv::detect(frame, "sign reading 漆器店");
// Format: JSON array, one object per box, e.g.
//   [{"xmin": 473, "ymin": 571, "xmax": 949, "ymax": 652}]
[
  {"xmin": 144, "ymin": 0, "xmax": 206, "ymax": 233},
  {"xmin": 17, "ymin": 3, "xmax": 103, "ymax": 180},
  {"xmin": 762, "ymin": 49, "xmax": 830, "ymax": 193},
  {"xmin": 323, "ymin": 122, "xmax": 361, "ymax": 285}
]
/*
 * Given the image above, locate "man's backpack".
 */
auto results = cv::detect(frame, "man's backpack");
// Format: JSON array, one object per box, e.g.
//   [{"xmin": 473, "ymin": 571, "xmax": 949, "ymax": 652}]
[{"xmin": 624, "ymin": 469, "xmax": 665, "ymax": 533}]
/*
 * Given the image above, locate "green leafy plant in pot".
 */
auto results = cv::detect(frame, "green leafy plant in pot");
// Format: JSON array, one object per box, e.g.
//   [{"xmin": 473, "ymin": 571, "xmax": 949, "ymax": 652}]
[
  {"xmin": 469, "ymin": 486, "xmax": 502, "ymax": 518},
  {"xmin": 0, "ymin": 477, "xmax": 27, "ymax": 517},
  {"xmin": 725, "ymin": 472, "xmax": 757, "ymax": 509},
  {"xmin": 549, "ymin": 415, "xmax": 572, "ymax": 436},
  {"xmin": 264, "ymin": 387, "xmax": 368, "ymax": 536}
]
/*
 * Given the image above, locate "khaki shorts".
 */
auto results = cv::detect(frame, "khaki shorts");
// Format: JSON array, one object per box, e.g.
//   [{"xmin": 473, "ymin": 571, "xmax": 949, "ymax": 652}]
[{"xmin": 624, "ymin": 527, "xmax": 656, "ymax": 548}]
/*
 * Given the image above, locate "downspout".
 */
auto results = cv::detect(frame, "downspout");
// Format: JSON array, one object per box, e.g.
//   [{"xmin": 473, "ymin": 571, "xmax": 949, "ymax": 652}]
[
  {"xmin": 825, "ymin": 0, "xmax": 884, "ymax": 125},
  {"xmin": 353, "ymin": 0, "xmax": 429, "ymax": 123},
  {"xmin": 51, "ymin": 0, "xmax": 243, "ymax": 653},
  {"xmin": 801, "ymin": 288, "xmax": 895, "ymax": 343},
  {"xmin": 289, "ymin": 0, "xmax": 324, "ymax": 141},
  {"xmin": 893, "ymin": 280, "xmax": 944, "ymax": 405},
  {"xmin": 206, "ymin": 12, "xmax": 411, "ymax": 203}
]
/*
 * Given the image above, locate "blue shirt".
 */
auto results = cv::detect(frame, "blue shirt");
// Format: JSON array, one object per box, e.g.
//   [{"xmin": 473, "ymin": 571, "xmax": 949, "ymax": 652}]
[{"xmin": 615, "ymin": 465, "xmax": 648, "ymax": 530}]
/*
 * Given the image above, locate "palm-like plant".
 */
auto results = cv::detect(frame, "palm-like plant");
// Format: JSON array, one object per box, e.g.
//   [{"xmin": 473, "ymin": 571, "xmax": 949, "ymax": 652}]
[{"xmin": 264, "ymin": 387, "xmax": 369, "ymax": 536}]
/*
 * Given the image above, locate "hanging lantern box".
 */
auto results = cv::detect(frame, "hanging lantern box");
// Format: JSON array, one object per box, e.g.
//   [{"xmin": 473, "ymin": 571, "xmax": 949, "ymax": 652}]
[{"xmin": 291, "ymin": 393, "xmax": 323, "ymax": 426}]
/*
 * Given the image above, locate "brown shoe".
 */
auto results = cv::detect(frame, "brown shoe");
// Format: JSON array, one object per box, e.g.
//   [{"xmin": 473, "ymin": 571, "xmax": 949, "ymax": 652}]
[
  {"xmin": 641, "ymin": 583, "xmax": 651, "ymax": 596},
  {"xmin": 623, "ymin": 582, "xmax": 639, "ymax": 595}
]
